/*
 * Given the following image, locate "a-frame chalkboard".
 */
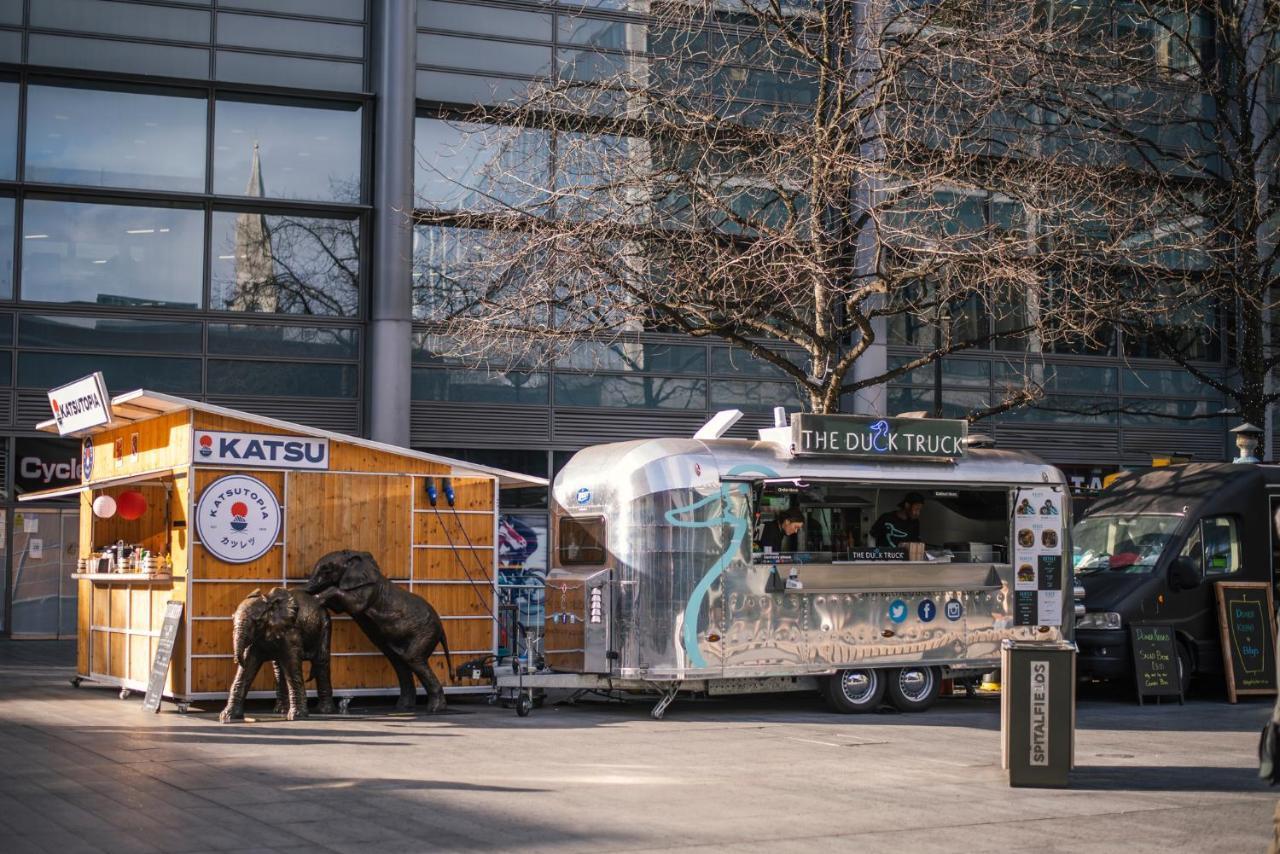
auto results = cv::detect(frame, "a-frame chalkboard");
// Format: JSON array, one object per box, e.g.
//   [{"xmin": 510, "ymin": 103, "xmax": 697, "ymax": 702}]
[
  {"xmin": 1130, "ymin": 624, "xmax": 1183, "ymax": 705},
  {"xmin": 1215, "ymin": 582, "xmax": 1278, "ymax": 704},
  {"xmin": 142, "ymin": 601, "xmax": 183, "ymax": 714}
]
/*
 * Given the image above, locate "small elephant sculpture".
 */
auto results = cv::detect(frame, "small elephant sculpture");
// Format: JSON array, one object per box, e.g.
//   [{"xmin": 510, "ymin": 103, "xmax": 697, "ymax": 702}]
[
  {"xmin": 305, "ymin": 550, "xmax": 453, "ymax": 712},
  {"xmin": 220, "ymin": 587, "xmax": 336, "ymax": 723}
]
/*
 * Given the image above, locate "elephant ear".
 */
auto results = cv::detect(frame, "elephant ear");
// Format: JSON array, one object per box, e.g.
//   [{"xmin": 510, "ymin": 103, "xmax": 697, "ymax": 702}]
[
  {"xmin": 339, "ymin": 553, "xmax": 378, "ymax": 590},
  {"xmin": 265, "ymin": 588, "xmax": 298, "ymax": 629}
]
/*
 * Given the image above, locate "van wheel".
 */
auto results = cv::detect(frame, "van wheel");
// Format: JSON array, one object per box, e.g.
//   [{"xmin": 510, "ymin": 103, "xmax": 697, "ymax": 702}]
[
  {"xmin": 824, "ymin": 669, "xmax": 885, "ymax": 713},
  {"xmin": 886, "ymin": 666, "xmax": 941, "ymax": 712},
  {"xmin": 1176, "ymin": 641, "xmax": 1194, "ymax": 696}
]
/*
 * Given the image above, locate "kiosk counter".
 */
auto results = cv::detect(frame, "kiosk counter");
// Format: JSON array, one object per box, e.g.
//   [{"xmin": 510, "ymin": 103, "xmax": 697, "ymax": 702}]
[{"xmin": 22, "ymin": 387, "xmax": 546, "ymax": 706}]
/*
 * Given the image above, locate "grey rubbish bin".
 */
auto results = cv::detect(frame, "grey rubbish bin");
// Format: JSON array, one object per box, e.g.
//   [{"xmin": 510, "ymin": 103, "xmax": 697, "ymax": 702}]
[{"xmin": 1001, "ymin": 640, "xmax": 1076, "ymax": 787}]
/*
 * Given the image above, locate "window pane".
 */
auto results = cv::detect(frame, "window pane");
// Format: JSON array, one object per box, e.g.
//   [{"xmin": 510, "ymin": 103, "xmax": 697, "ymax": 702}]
[
  {"xmin": 710, "ymin": 347, "xmax": 795, "ymax": 378},
  {"xmin": 0, "ymin": 351, "xmax": 12, "ymax": 385},
  {"xmin": 418, "ymin": 1, "xmax": 552, "ymax": 40},
  {"xmin": 414, "ymin": 118, "xmax": 549, "ymax": 212},
  {"xmin": 208, "ymin": 360, "xmax": 357, "ymax": 397},
  {"xmin": 0, "ymin": 0, "xmax": 19, "ymax": 25},
  {"xmin": 1122, "ymin": 368, "xmax": 1219, "ymax": 397},
  {"xmin": 31, "ymin": 0, "xmax": 210, "ymax": 41},
  {"xmin": 889, "ymin": 356, "xmax": 990, "ymax": 387},
  {"xmin": 21, "ymin": 200, "xmax": 203, "ymax": 308},
  {"xmin": 214, "ymin": 99, "xmax": 362, "ymax": 203},
  {"xmin": 416, "ymin": 33, "xmax": 552, "ymax": 77},
  {"xmin": 25, "ymin": 85, "xmax": 207, "ymax": 192},
  {"xmin": 0, "ymin": 30, "xmax": 18, "ymax": 63},
  {"xmin": 216, "ymin": 52, "xmax": 364, "ymax": 94},
  {"xmin": 412, "ymin": 367, "xmax": 549, "ymax": 404},
  {"xmin": 0, "ymin": 312, "xmax": 13, "ymax": 345},
  {"xmin": 211, "ymin": 210, "xmax": 360, "ymax": 317},
  {"xmin": 221, "ymin": 0, "xmax": 364, "ymax": 20},
  {"xmin": 217, "ymin": 12, "xmax": 363, "ymax": 58},
  {"xmin": 208, "ymin": 323, "xmax": 358, "ymax": 359},
  {"xmin": 556, "ymin": 341, "xmax": 706, "ymax": 374},
  {"xmin": 27, "ymin": 35, "xmax": 210, "ymax": 80},
  {"xmin": 710, "ymin": 379, "xmax": 803, "ymax": 412},
  {"xmin": 994, "ymin": 362, "xmax": 1117, "ymax": 393},
  {"xmin": 19, "ymin": 314, "xmax": 202, "ymax": 353},
  {"xmin": 0, "ymin": 80, "xmax": 15, "ymax": 179},
  {"xmin": 0, "ymin": 197, "xmax": 11, "ymax": 299},
  {"xmin": 18, "ymin": 351, "xmax": 201, "ymax": 393},
  {"xmin": 558, "ymin": 14, "xmax": 644, "ymax": 50},
  {"xmin": 554, "ymin": 374, "xmax": 707, "ymax": 409},
  {"xmin": 888, "ymin": 387, "xmax": 990, "ymax": 419},
  {"xmin": 415, "ymin": 70, "xmax": 535, "ymax": 104}
]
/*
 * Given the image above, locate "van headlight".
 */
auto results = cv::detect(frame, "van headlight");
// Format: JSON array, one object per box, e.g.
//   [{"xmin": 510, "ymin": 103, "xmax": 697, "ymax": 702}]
[{"xmin": 1076, "ymin": 611, "xmax": 1122, "ymax": 630}]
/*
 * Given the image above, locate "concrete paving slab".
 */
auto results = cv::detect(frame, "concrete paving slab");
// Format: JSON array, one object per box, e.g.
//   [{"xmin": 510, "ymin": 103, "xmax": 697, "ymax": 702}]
[{"xmin": 2, "ymin": 640, "xmax": 1277, "ymax": 853}]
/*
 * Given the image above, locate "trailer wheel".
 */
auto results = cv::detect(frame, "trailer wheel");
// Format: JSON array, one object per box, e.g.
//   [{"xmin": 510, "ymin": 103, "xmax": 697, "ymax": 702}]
[
  {"xmin": 515, "ymin": 694, "xmax": 533, "ymax": 717},
  {"xmin": 886, "ymin": 666, "xmax": 940, "ymax": 712},
  {"xmin": 824, "ymin": 669, "xmax": 885, "ymax": 713}
]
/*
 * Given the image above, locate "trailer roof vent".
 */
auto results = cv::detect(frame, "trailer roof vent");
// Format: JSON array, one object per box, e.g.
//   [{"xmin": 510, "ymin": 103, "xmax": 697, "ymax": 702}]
[{"xmin": 694, "ymin": 409, "xmax": 743, "ymax": 440}]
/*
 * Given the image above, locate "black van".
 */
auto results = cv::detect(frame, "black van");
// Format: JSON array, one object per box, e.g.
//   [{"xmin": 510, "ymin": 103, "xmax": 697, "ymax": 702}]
[{"xmin": 1073, "ymin": 462, "xmax": 1280, "ymax": 693}]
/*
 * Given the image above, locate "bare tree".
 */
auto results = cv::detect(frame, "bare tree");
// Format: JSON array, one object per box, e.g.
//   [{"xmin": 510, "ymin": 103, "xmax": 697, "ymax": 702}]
[
  {"xmin": 414, "ymin": 0, "xmax": 1160, "ymax": 416},
  {"xmin": 1056, "ymin": 0, "xmax": 1280, "ymax": 439}
]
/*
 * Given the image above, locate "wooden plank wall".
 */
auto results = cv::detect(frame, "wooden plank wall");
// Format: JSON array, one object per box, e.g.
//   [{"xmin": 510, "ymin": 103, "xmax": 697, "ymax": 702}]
[
  {"xmin": 185, "ymin": 412, "xmax": 498, "ymax": 697},
  {"xmin": 84, "ymin": 411, "xmax": 191, "ymax": 484},
  {"xmin": 78, "ymin": 469, "xmax": 190, "ymax": 694}
]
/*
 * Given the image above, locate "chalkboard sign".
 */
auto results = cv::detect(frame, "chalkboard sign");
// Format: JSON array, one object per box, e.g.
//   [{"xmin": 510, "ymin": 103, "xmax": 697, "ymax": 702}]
[
  {"xmin": 1215, "ymin": 582, "xmax": 1278, "ymax": 703},
  {"xmin": 142, "ymin": 601, "xmax": 183, "ymax": 714},
  {"xmin": 1129, "ymin": 624, "xmax": 1183, "ymax": 705}
]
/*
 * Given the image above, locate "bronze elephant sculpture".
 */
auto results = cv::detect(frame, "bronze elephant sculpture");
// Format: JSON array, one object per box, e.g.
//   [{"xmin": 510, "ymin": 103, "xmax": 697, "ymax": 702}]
[
  {"xmin": 220, "ymin": 587, "xmax": 336, "ymax": 723},
  {"xmin": 304, "ymin": 550, "xmax": 453, "ymax": 712}
]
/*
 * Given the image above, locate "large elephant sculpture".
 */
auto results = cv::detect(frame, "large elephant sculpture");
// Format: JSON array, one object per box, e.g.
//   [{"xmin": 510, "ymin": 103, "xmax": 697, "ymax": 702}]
[
  {"xmin": 304, "ymin": 550, "xmax": 453, "ymax": 713},
  {"xmin": 220, "ymin": 587, "xmax": 336, "ymax": 723}
]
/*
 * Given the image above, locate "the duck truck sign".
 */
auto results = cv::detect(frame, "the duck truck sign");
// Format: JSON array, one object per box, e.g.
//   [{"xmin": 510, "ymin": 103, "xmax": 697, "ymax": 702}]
[
  {"xmin": 791, "ymin": 414, "xmax": 968, "ymax": 460},
  {"xmin": 48, "ymin": 373, "xmax": 113, "ymax": 436}
]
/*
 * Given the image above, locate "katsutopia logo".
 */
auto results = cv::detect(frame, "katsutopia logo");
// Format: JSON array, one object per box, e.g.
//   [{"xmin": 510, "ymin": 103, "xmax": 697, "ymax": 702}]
[
  {"xmin": 191, "ymin": 430, "xmax": 329, "ymax": 470},
  {"xmin": 196, "ymin": 474, "xmax": 280, "ymax": 564}
]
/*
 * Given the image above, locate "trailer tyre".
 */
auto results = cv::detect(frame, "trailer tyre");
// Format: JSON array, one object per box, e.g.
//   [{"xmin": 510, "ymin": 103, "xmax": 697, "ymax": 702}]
[
  {"xmin": 886, "ymin": 666, "xmax": 941, "ymax": 712},
  {"xmin": 824, "ymin": 669, "xmax": 885, "ymax": 713}
]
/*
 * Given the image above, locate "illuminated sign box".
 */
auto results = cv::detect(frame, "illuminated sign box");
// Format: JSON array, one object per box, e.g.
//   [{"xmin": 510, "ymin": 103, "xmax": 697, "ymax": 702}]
[{"xmin": 790, "ymin": 414, "xmax": 968, "ymax": 460}]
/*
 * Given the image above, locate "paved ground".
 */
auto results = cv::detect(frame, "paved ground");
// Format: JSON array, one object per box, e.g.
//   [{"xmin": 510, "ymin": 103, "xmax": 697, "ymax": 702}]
[{"xmin": 0, "ymin": 641, "xmax": 1276, "ymax": 854}]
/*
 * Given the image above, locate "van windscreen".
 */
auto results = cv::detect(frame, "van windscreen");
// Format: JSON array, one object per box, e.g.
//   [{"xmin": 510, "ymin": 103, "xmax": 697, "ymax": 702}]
[{"xmin": 559, "ymin": 516, "xmax": 606, "ymax": 566}]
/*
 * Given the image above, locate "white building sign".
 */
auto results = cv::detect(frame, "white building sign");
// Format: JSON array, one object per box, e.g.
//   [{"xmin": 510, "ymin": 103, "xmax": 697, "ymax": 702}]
[
  {"xmin": 48, "ymin": 373, "xmax": 112, "ymax": 436},
  {"xmin": 193, "ymin": 430, "xmax": 329, "ymax": 470}
]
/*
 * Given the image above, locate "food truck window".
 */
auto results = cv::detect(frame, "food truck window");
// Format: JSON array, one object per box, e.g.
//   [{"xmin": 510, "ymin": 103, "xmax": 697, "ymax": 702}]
[
  {"xmin": 752, "ymin": 481, "xmax": 1008, "ymax": 563},
  {"xmin": 559, "ymin": 515, "xmax": 606, "ymax": 566}
]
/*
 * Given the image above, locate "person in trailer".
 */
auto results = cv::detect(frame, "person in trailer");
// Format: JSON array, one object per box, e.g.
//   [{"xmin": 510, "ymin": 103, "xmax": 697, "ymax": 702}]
[
  {"xmin": 871, "ymin": 492, "xmax": 925, "ymax": 550},
  {"xmin": 757, "ymin": 510, "xmax": 804, "ymax": 553}
]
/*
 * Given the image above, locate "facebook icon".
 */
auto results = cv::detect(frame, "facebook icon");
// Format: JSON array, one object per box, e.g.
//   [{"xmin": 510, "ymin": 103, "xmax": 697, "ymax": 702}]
[{"xmin": 917, "ymin": 599, "xmax": 936, "ymax": 622}]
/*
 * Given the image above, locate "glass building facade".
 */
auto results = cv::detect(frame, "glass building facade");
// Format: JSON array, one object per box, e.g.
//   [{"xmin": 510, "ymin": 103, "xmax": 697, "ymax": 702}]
[{"xmin": 0, "ymin": 0, "xmax": 1233, "ymax": 635}]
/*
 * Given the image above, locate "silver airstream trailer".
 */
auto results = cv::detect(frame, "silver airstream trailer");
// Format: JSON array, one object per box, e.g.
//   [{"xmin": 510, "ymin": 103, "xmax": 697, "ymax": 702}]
[{"xmin": 497, "ymin": 411, "xmax": 1073, "ymax": 717}]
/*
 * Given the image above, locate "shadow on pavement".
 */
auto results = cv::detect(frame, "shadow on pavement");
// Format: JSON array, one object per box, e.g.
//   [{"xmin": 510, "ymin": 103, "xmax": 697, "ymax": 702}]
[{"xmin": 1071, "ymin": 765, "xmax": 1268, "ymax": 793}]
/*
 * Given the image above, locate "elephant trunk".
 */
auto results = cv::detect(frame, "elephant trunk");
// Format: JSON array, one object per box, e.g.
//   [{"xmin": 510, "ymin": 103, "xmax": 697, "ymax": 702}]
[{"xmin": 232, "ymin": 614, "xmax": 254, "ymax": 667}]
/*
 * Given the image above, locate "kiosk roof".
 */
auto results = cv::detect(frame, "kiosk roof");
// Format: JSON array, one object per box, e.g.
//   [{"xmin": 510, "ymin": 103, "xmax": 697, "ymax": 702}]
[{"xmin": 33, "ymin": 388, "xmax": 547, "ymax": 489}]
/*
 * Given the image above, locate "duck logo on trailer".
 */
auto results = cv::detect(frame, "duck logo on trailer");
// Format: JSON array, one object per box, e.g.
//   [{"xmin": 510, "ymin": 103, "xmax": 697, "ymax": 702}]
[{"xmin": 196, "ymin": 474, "xmax": 281, "ymax": 564}]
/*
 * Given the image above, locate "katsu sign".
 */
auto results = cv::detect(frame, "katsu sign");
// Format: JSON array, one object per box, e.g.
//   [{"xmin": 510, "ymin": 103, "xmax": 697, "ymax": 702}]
[
  {"xmin": 192, "ymin": 430, "xmax": 330, "ymax": 470},
  {"xmin": 791, "ymin": 414, "xmax": 967, "ymax": 460}
]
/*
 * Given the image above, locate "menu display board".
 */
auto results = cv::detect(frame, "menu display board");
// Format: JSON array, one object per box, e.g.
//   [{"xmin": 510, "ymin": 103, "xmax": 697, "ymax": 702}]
[
  {"xmin": 1215, "ymin": 582, "xmax": 1277, "ymax": 703},
  {"xmin": 142, "ymin": 601, "xmax": 184, "ymax": 714},
  {"xmin": 1129, "ymin": 624, "xmax": 1183, "ymax": 705},
  {"xmin": 1011, "ymin": 487, "xmax": 1065, "ymax": 627}
]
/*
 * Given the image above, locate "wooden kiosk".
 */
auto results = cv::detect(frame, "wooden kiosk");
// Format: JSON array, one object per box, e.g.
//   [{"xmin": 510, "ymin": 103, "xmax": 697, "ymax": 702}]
[{"xmin": 21, "ymin": 387, "xmax": 546, "ymax": 707}]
